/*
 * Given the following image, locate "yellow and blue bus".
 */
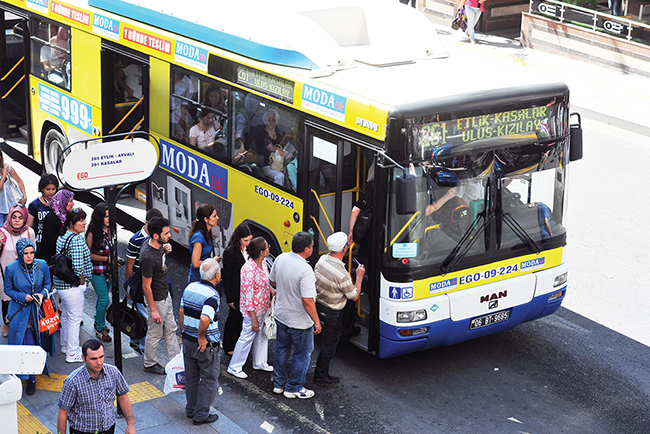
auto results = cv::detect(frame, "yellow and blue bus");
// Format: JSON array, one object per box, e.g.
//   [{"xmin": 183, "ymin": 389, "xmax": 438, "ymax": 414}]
[{"xmin": 0, "ymin": 0, "xmax": 582, "ymax": 358}]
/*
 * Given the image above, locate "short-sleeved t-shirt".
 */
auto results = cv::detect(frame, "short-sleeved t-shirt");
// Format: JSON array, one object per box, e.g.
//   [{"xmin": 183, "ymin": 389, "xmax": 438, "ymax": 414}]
[
  {"xmin": 269, "ymin": 252, "xmax": 317, "ymax": 330},
  {"xmin": 188, "ymin": 230, "xmax": 212, "ymax": 283},
  {"xmin": 139, "ymin": 241, "xmax": 169, "ymax": 301},
  {"xmin": 28, "ymin": 198, "xmax": 51, "ymax": 249}
]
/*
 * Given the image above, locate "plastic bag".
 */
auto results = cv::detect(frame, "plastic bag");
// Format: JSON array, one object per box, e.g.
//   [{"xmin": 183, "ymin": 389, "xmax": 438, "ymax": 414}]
[
  {"xmin": 163, "ymin": 352, "xmax": 186, "ymax": 395},
  {"xmin": 261, "ymin": 299, "xmax": 276, "ymax": 340}
]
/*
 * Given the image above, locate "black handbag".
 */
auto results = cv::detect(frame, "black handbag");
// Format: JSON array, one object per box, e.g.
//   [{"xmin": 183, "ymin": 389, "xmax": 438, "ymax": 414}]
[
  {"xmin": 353, "ymin": 201, "xmax": 373, "ymax": 242},
  {"xmin": 106, "ymin": 297, "xmax": 148, "ymax": 340},
  {"xmin": 48, "ymin": 235, "xmax": 80, "ymax": 286}
]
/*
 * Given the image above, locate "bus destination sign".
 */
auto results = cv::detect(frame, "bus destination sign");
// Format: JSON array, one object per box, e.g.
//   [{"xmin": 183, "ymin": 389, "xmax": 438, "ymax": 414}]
[
  {"xmin": 236, "ymin": 65, "xmax": 294, "ymax": 103},
  {"xmin": 415, "ymin": 105, "xmax": 559, "ymax": 155}
]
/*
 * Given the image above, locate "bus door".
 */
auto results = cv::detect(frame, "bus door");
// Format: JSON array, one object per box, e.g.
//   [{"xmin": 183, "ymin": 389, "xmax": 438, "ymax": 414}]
[
  {"xmin": 305, "ymin": 125, "xmax": 373, "ymax": 346},
  {"xmin": 100, "ymin": 43, "xmax": 149, "ymax": 139},
  {"xmin": 0, "ymin": 9, "xmax": 29, "ymax": 144}
]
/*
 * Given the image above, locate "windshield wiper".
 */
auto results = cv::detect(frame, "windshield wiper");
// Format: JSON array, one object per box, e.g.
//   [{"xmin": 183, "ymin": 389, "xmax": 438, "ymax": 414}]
[
  {"xmin": 495, "ymin": 178, "xmax": 541, "ymax": 254},
  {"xmin": 440, "ymin": 179, "xmax": 492, "ymax": 275}
]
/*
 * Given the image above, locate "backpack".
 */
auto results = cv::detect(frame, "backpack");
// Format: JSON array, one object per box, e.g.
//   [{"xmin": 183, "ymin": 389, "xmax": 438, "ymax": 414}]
[{"xmin": 124, "ymin": 267, "xmax": 144, "ymax": 304}]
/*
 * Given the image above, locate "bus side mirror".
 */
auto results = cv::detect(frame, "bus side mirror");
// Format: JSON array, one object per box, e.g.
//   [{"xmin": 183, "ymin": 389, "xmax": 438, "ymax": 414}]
[
  {"xmin": 396, "ymin": 174, "xmax": 417, "ymax": 215},
  {"xmin": 569, "ymin": 112, "xmax": 583, "ymax": 162}
]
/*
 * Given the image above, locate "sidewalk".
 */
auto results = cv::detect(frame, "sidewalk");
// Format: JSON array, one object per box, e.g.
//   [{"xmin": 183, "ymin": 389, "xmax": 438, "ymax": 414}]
[
  {"xmin": 9, "ymin": 312, "xmax": 248, "ymax": 434},
  {"xmin": 434, "ymin": 24, "xmax": 650, "ymax": 136},
  {"xmin": 12, "ymin": 25, "xmax": 649, "ymax": 434}
]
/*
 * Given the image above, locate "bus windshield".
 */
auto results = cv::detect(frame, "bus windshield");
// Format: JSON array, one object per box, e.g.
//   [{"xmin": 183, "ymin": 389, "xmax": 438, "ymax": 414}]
[{"xmin": 384, "ymin": 138, "xmax": 569, "ymax": 276}]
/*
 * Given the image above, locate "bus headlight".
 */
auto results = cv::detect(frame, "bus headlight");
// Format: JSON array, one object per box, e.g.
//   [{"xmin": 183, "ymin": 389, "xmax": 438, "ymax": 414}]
[
  {"xmin": 396, "ymin": 309, "xmax": 427, "ymax": 323},
  {"xmin": 553, "ymin": 272, "xmax": 568, "ymax": 287}
]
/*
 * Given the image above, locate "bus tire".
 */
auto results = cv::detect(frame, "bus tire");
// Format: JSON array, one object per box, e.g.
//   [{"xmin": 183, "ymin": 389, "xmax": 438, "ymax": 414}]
[{"xmin": 43, "ymin": 128, "xmax": 68, "ymax": 175}]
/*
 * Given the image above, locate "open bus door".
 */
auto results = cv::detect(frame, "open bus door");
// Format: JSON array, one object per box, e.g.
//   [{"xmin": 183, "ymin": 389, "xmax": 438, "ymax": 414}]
[
  {"xmin": 305, "ymin": 125, "xmax": 375, "ymax": 351},
  {"xmin": 100, "ymin": 43, "xmax": 149, "ymax": 140},
  {"xmin": 0, "ymin": 9, "xmax": 29, "ymax": 148}
]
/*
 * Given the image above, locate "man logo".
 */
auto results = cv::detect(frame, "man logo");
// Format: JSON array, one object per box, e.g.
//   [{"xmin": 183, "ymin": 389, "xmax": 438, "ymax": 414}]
[
  {"xmin": 603, "ymin": 21, "xmax": 625, "ymax": 34},
  {"xmin": 489, "ymin": 300, "xmax": 498, "ymax": 309},
  {"xmin": 480, "ymin": 291, "xmax": 507, "ymax": 303},
  {"xmin": 537, "ymin": 3, "xmax": 557, "ymax": 15}
]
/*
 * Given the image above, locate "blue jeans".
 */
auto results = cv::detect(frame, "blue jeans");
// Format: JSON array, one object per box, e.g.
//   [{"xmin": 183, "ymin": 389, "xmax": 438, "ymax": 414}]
[
  {"xmin": 91, "ymin": 274, "xmax": 111, "ymax": 331},
  {"xmin": 465, "ymin": 6, "xmax": 482, "ymax": 42},
  {"xmin": 273, "ymin": 321, "xmax": 314, "ymax": 393}
]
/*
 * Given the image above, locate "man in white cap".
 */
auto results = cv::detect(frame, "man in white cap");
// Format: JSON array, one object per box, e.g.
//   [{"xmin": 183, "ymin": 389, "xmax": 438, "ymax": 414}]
[{"xmin": 313, "ymin": 232, "xmax": 365, "ymax": 383}]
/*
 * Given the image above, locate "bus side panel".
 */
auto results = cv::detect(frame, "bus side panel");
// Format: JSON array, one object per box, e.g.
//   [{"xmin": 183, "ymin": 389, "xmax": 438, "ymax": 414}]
[
  {"xmin": 70, "ymin": 29, "xmax": 101, "ymax": 109},
  {"xmin": 149, "ymin": 137, "xmax": 302, "ymax": 254},
  {"xmin": 149, "ymin": 57, "xmax": 169, "ymax": 136}
]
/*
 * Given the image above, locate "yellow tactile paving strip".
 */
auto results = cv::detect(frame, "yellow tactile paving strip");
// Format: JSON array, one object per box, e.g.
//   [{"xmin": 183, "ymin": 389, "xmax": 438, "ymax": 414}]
[
  {"xmin": 35, "ymin": 372, "xmax": 67, "ymax": 393},
  {"xmin": 17, "ymin": 402, "xmax": 52, "ymax": 434},
  {"xmin": 123, "ymin": 381, "xmax": 165, "ymax": 404}
]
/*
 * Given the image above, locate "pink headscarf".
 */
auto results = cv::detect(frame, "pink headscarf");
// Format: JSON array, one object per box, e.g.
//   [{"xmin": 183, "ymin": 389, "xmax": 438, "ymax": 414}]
[{"xmin": 3, "ymin": 205, "xmax": 29, "ymax": 236}]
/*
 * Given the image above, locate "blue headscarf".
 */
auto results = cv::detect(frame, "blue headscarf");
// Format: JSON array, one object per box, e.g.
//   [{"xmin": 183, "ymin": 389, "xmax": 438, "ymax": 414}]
[{"xmin": 16, "ymin": 237, "xmax": 36, "ymax": 271}]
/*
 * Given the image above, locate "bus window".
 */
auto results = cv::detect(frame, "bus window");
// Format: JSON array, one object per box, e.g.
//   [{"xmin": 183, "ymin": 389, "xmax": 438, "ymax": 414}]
[
  {"xmin": 31, "ymin": 20, "xmax": 71, "ymax": 90},
  {"xmin": 170, "ymin": 67, "xmax": 229, "ymax": 161},
  {"xmin": 230, "ymin": 89, "xmax": 301, "ymax": 192}
]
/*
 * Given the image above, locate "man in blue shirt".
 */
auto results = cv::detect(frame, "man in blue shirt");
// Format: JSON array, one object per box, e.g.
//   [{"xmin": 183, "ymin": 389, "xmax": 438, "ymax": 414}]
[
  {"xmin": 57, "ymin": 339, "xmax": 135, "ymax": 434},
  {"xmin": 179, "ymin": 258, "xmax": 222, "ymax": 425}
]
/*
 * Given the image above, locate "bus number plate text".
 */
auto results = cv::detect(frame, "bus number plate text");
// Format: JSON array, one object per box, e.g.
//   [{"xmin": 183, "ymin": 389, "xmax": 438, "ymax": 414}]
[
  {"xmin": 255, "ymin": 186, "xmax": 294, "ymax": 210},
  {"xmin": 469, "ymin": 310, "xmax": 511, "ymax": 330}
]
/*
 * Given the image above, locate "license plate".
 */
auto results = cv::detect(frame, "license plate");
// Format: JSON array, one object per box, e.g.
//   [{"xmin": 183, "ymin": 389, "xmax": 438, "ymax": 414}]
[{"xmin": 469, "ymin": 309, "xmax": 511, "ymax": 330}]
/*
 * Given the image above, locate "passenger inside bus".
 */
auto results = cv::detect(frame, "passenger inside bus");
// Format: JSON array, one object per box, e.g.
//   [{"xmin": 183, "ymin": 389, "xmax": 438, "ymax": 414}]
[
  {"xmin": 171, "ymin": 71, "xmax": 195, "ymax": 142},
  {"xmin": 115, "ymin": 61, "xmax": 143, "ymax": 102},
  {"xmin": 189, "ymin": 107, "xmax": 218, "ymax": 151},
  {"xmin": 253, "ymin": 108, "xmax": 287, "ymax": 186}
]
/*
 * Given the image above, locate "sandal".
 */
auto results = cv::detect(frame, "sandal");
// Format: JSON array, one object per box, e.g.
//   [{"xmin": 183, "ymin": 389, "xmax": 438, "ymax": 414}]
[{"xmin": 1, "ymin": 324, "xmax": 8, "ymax": 338}]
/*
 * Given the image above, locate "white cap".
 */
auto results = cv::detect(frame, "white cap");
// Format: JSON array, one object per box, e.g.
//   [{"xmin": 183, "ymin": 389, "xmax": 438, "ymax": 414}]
[{"xmin": 327, "ymin": 232, "xmax": 348, "ymax": 253}]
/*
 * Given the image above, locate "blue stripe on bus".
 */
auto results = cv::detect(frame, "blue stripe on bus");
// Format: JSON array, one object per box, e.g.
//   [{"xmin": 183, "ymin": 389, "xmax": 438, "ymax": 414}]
[
  {"xmin": 378, "ymin": 287, "xmax": 567, "ymax": 358},
  {"xmin": 88, "ymin": 0, "xmax": 320, "ymax": 70}
]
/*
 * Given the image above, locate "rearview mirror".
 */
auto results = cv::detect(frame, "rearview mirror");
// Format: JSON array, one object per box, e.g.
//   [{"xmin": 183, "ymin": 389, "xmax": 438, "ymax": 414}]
[
  {"xmin": 569, "ymin": 112, "xmax": 583, "ymax": 162},
  {"xmin": 396, "ymin": 174, "xmax": 417, "ymax": 215}
]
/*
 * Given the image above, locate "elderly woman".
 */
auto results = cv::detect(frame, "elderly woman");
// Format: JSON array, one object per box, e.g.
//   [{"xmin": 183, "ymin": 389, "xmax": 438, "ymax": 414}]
[
  {"xmin": 55, "ymin": 208, "xmax": 92, "ymax": 363},
  {"xmin": 227, "ymin": 237, "xmax": 275, "ymax": 379},
  {"xmin": 5, "ymin": 238, "xmax": 54, "ymax": 395},
  {"xmin": 253, "ymin": 108, "xmax": 287, "ymax": 186},
  {"xmin": 0, "ymin": 205, "xmax": 36, "ymax": 338},
  {"xmin": 39, "ymin": 189, "xmax": 74, "ymax": 263}
]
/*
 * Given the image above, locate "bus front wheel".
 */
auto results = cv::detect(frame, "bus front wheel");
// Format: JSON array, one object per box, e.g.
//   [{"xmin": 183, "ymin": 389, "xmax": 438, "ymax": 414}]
[{"xmin": 43, "ymin": 128, "xmax": 68, "ymax": 175}]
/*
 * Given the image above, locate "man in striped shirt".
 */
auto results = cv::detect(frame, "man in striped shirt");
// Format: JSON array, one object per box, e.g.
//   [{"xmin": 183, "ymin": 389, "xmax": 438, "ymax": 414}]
[
  {"xmin": 313, "ymin": 232, "xmax": 365, "ymax": 384},
  {"xmin": 179, "ymin": 258, "xmax": 221, "ymax": 425}
]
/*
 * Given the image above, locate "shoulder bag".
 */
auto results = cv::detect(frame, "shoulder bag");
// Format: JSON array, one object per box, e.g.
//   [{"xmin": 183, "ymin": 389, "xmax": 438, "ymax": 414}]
[
  {"xmin": 106, "ymin": 297, "xmax": 148, "ymax": 340},
  {"xmin": 48, "ymin": 234, "xmax": 81, "ymax": 286}
]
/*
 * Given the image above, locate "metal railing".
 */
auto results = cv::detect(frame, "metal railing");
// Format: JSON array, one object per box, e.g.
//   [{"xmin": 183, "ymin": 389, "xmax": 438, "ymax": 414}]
[{"xmin": 530, "ymin": 0, "xmax": 650, "ymax": 43}]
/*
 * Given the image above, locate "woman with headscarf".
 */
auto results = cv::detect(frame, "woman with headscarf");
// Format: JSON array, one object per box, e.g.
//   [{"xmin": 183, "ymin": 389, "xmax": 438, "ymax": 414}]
[
  {"xmin": 5, "ymin": 238, "xmax": 54, "ymax": 395},
  {"xmin": 38, "ymin": 189, "xmax": 74, "ymax": 263},
  {"xmin": 0, "ymin": 205, "xmax": 36, "ymax": 338}
]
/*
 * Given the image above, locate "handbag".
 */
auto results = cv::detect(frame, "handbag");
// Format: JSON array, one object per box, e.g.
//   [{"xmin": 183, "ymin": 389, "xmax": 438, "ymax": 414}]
[
  {"xmin": 5, "ymin": 170, "xmax": 23, "ymax": 203},
  {"xmin": 451, "ymin": 7, "xmax": 468, "ymax": 31},
  {"xmin": 106, "ymin": 297, "xmax": 148, "ymax": 340},
  {"xmin": 269, "ymin": 149, "xmax": 284, "ymax": 172},
  {"xmin": 48, "ymin": 234, "xmax": 81, "ymax": 286},
  {"xmin": 261, "ymin": 298, "xmax": 276, "ymax": 340}
]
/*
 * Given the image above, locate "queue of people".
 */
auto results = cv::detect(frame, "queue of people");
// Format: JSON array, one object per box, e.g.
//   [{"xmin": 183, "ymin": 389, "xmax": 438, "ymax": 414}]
[{"xmin": 0, "ymin": 166, "xmax": 367, "ymax": 433}]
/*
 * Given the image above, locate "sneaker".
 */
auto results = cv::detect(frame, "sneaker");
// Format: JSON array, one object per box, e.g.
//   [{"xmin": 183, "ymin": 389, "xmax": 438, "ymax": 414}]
[
  {"xmin": 143, "ymin": 363, "xmax": 166, "ymax": 375},
  {"xmin": 471, "ymin": 40, "xmax": 477, "ymax": 45},
  {"xmin": 65, "ymin": 353, "xmax": 83, "ymax": 363},
  {"xmin": 272, "ymin": 387, "xmax": 284, "ymax": 394},
  {"xmin": 60, "ymin": 346, "xmax": 68, "ymax": 355},
  {"xmin": 26, "ymin": 381, "xmax": 36, "ymax": 395},
  {"xmin": 193, "ymin": 413, "xmax": 219, "ymax": 425},
  {"xmin": 253, "ymin": 363, "xmax": 273, "ymax": 372},
  {"xmin": 96, "ymin": 329, "xmax": 112, "ymax": 343},
  {"xmin": 283, "ymin": 387, "xmax": 315, "ymax": 399},
  {"xmin": 129, "ymin": 343, "xmax": 143, "ymax": 355},
  {"xmin": 227, "ymin": 367, "xmax": 248, "ymax": 379}
]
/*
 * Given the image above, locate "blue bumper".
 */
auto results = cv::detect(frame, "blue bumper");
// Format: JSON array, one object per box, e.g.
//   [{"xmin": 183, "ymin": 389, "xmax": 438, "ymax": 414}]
[{"xmin": 377, "ymin": 287, "xmax": 566, "ymax": 358}]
